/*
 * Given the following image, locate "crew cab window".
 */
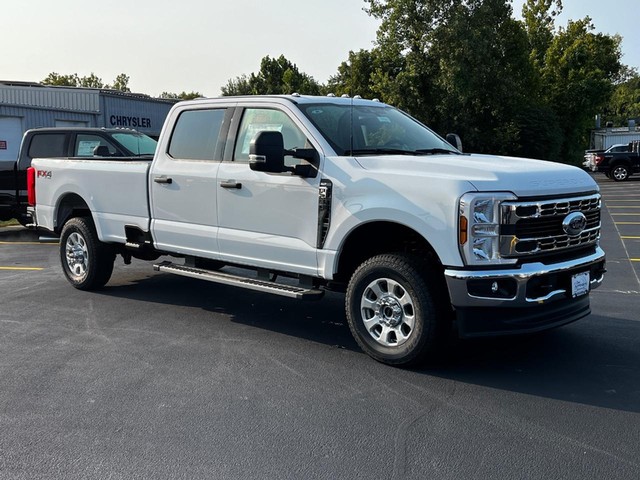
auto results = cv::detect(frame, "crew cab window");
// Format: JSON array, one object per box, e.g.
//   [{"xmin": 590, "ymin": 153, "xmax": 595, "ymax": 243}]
[
  {"xmin": 234, "ymin": 108, "xmax": 309, "ymax": 165},
  {"xmin": 168, "ymin": 109, "xmax": 225, "ymax": 161},
  {"xmin": 75, "ymin": 134, "xmax": 119, "ymax": 157},
  {"xmin": 28, "ymin": 134, "xmax": 66, "ymax": 158}
]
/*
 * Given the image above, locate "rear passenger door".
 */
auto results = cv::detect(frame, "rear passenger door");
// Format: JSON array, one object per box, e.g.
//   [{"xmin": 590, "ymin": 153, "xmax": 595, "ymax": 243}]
[{"xmin": 149, "ymin": 105, "xmax": 232, "ymax": 257}]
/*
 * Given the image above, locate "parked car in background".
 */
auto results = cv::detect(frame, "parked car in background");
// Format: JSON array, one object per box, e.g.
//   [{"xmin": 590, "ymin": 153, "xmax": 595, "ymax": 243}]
[
  {"xmin": 0, "ymin": 127, "xmax": 156, "ymax": 225},
  {"xmin": 592, "ymin": 141, "xmax": 640, "ymax": 181},
  {"xmin": 583, "ymin": 144, "xmax": 630, "ymax": 171}
]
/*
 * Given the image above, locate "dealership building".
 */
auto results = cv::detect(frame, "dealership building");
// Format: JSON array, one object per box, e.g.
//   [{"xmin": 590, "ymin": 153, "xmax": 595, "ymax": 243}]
[{"xmin": 0, "ymin": 81, "xmax": 177, "ymax": 161}]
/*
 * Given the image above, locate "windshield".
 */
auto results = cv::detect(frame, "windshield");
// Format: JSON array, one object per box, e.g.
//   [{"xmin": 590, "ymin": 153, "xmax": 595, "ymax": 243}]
[
  {"xmin": 299, "ymin": 103, "xmax": 458, "ymax": 156},
  {"xmin": 112, "ymin": 132, "xmax": 157, "ymax": 156}
]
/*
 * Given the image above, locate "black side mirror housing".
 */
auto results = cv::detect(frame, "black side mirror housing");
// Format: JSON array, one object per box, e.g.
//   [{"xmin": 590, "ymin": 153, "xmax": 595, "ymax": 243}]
[
  {"xmin": 249, "ymin": 131, "xmax": 286, "ymax": 173},
  {"xmin": 446, "ymin": 133, "xmax": 463, "ymax": 152}
]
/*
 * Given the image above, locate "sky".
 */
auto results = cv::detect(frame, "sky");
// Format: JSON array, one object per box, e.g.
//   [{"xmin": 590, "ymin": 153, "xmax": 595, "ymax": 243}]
[{"xmin": 2, "ymin": 0, "xmax": 638, "ymax": 98}]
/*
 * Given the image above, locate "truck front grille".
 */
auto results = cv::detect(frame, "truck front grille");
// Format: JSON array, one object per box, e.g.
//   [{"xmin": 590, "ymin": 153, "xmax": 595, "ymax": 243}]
[{"xmin": 499, "ymin": 193, "xmax": 601, "ymax": 258}]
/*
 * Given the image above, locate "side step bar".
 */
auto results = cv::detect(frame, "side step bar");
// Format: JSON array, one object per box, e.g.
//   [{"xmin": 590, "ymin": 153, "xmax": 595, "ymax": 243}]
[{"xmin": 153, "ymin": 261, "xmax": 324, "ymax": 300}]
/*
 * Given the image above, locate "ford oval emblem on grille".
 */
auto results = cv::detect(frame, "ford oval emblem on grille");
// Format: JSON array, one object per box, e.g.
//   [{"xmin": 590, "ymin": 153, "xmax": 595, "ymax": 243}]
[{"xmin": 562, "ymin": 212, "xmax": 588, "ymax": 236}]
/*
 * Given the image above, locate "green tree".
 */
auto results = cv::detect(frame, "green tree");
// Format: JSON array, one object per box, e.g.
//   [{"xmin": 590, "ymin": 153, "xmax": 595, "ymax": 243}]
[
  {"xmin": 326, "ymin": 49, "xmax": 378, "ymax": 99},
  {"xmin": 108, "ymin": 73, "xmax": 131, "ymax": 92},
  {"xmin": 522, "ymin": 0, "xmax": 563, "ymax": 68},
  {"xmin": 221, "ymin": 55, "xmax": 322, "ymax": 95},
  {"xmin": 41, "ymin": 72, "xmax": 133, "ymax": 92},
  {"xmin": 77, "ymin": 73, "xmax": 104, "ymax": 88},
  {"xmin": 605, "ymin": 71, "xmax": 640, "ymax": 126},
  {"xmin": 41, "ymin": 72, "xmax": 80, "ymax": 87},
  {"xmin": 542, "ymin": 17, "xmax": 622, "ymax": 162},
  {"xmin": 427, "ymin": 0, "xmax": 535, "ymax": 154},
  {"xmin": 159, "ymin": 91, "xmax": 203, "ymax": 100}
]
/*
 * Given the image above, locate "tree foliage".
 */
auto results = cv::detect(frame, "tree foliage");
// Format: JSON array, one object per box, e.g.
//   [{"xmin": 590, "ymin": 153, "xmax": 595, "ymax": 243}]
[
  {"xmin": 41, "ymin": 72, "xmax": 131, "ymax": 92},
  {"xmin": 221, "ymin": 55, "xmax": 322, "ymax": 96},
  {"xmin": 606, "ymin": 72, "xmax": 640, "ymax": 126},
  {"xmin": 349, "ymin": 0, "xmax": 623, "ymax": 163},
  {"xmin": 159, "ymin": 91, "xmax": 203, "ymax": 100}
]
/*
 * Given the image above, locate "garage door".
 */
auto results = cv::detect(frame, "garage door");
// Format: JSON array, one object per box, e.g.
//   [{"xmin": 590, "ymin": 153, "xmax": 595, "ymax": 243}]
[{"xmin": 0, "ymin": 116, "xmax": 23, "ymax": 161}]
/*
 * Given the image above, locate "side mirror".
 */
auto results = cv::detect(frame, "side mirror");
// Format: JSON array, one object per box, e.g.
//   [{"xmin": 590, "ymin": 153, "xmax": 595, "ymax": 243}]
[
  {"xmin": 446, "ymin": 133, "xmax": 463, "ymax": 152},
  {"xmin": 249, "ymin": 131, "xmax": 286, "ymax": 173}
]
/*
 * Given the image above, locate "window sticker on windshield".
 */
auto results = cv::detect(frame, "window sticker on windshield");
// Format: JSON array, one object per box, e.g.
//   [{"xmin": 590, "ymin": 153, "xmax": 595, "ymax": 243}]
[
  {"xmin": 378, "ymin": 117, "xmax": 391, "ymax": 123},
  {"xmin": 77, "ymin": 140, "xmax": 101, "ymax": 156}
]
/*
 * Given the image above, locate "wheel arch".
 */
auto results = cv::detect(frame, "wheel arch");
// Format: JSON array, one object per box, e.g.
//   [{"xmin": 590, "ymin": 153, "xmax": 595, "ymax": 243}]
[
  {"xmin": 54, "ymin": 193, "xmax": 92, "ymax": 234},
  {"xmin": 334, "ymin": 220, "xmax": 443, "ymax": 285}
]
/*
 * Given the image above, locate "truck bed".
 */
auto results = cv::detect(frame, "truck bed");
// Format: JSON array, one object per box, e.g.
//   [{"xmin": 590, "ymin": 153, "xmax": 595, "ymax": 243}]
[{"xmin": 32, "ymin": 158, "xmax": 151, "ymax": 242}]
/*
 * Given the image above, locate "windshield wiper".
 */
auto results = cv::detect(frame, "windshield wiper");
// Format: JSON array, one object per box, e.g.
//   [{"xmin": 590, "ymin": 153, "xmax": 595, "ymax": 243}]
[
  {"xmin": 345, "ymin": 148, "xmax": 419, "ymax": 156},
  {"xmin": 413, "ymin": 148, "xmax": 459, "ymax": 155},
  {"xmin": 345, "ymin": 147, "xmax": 459, "ymax": 156}
]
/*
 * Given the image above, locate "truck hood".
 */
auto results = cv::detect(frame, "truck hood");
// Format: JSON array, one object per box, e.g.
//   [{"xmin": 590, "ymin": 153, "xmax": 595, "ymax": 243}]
[{"xmin": 354, "ymin": 153, "xmax": 598, "ymax": 197}]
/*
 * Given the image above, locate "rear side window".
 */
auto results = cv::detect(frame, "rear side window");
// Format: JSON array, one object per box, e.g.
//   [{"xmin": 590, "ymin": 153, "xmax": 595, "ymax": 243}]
[
  {"xmin": 28, "ymin": 134, "xmax": 66, "ymax": 158},
  {"xmin": 75, "ymin": 134, "xmax": 119, "ymax": 156},
  {"xmin": 168, "ymin": 109, "xmax": 226, "ymax": 161}
]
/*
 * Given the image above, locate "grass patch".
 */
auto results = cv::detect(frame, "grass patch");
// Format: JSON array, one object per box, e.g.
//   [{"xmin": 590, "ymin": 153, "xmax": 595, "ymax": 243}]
[{"xmin": 0, "ymin": 219, "xmax": 19, "ymax": 227}]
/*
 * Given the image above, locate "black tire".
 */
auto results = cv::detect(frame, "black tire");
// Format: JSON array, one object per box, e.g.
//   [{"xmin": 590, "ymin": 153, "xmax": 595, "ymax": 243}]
[
  {"xmin": 59, "ymin": 217, "xmax": 115, "ymax": 290},
  {"xmin": 345, "ymin": 253, "xmax": 449, "ymax": 367},
  {"xmin": 611, "ymin": 164, "xmax": 630, "ymax": 182}
]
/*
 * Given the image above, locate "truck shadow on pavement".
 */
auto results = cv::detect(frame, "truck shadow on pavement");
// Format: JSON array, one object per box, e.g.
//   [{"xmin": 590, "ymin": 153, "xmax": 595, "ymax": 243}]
[{"xmin": 99, "ymin": 268, "xmax": 640, "ymax": 414}]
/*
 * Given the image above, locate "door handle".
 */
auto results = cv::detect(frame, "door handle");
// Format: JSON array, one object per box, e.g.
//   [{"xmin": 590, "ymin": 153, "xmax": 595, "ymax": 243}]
[
  {"xmin": 154, "ymin": 176, "xmax": 173, "ymax": 184},
  {"xmin": 220, "ymin": 180, "xmax": 242, "ymax": 189}
]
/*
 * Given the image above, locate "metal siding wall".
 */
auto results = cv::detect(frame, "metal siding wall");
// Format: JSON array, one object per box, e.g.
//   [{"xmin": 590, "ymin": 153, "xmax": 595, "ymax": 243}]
[
  {"xmin": 101, "ymin": 94, "xmax": 175, "ymax": 137},
  {"xmin": 0, "ymin": 85, "xmax": 100, "ymax": 112},
  {"xmin": 0, "ymin": 105, "xmax": 96, "ymax": 130},
  {"xmin": 1, "ymin": 85, "xmax": 175, "ymax": 139},
  {"xmin": 594, "ymin": 132, "xmax": 640, "ymax": 149}
]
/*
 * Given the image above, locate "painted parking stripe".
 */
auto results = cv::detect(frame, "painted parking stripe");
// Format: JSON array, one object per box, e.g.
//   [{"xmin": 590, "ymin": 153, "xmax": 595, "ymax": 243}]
[
  {"xmin": 0, "ymin": 241, "xmax": 58, "ymax": 245},
  {"xmin": 0, "ymin": 267, "xmax": 44, "ymax": 271}
]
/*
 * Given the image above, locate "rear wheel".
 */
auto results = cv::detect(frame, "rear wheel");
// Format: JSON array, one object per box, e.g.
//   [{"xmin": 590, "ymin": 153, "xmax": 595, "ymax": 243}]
[
  {"xmin": 345, "ymin": 253, "xmax": 449, "ymax": 366},
  {"xmin": 611, "ymin": 164, "xmax": 630, "ymax": 181},
  {"xmin": 60, "ymin": 217, "xmax": 115, "ymax": 290}
]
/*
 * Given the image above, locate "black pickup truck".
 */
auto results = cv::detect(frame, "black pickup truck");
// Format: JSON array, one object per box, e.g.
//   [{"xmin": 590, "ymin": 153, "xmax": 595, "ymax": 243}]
[
  {"xmin": 0, "ymin": 127, "xmax": 156, "ymax": 225},
  {"xmin": 594, "ymin": 141, "xmax": 640, "ymax": 181}
]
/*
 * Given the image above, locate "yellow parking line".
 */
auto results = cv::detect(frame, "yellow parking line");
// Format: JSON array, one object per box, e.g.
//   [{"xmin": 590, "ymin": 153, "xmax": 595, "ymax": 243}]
[
  {"xmin": 0, "ymin": 266, "xmax": 44, "ymax": 271},
  {"xmin": 607, "ymin": 206, "xmax": 640, "ymax": 208},
  {"xmin": 0, "ymin": 241, "xmax": 58, "ymax": 245},
  {"xmin": 614, "ymin": 222, "xmax": 640, "ymax": 225},
  {"xmin": 610, "ymin": 213, "xmax": 640, "ymax": 216},
  {"xmin": 621, "ymin": 236, "xmax": 640, "ymax": 239}
]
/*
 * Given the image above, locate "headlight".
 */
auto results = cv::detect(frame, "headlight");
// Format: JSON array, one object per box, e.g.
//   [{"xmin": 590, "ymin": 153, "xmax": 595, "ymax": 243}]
[{"xmin": 459, "ymin": 192, "xmax": 517, "ymax": 266}]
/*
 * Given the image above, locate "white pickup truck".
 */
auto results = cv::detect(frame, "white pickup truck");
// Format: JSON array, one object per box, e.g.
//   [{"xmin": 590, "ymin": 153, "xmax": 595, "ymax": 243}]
[{"xmin": 29, "ymin": 95, "xmax": 606, "ymax": 366}]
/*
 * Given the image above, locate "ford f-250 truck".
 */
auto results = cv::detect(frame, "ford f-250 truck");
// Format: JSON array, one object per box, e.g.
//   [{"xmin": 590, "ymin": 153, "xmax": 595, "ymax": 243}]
[
  {"xmin": 29, "ymin": 95, "xmax": 606, "ymax": 366},
  {"xmin": 0, "ymin": 127, "xmax": 156, "ymax": 225}
]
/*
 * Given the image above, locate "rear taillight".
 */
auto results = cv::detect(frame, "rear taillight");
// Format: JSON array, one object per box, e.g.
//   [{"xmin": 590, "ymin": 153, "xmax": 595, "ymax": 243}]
[
  {"xmin": 594, "ymin": 155, "xmax": 605, "ymax": 165},
  {"xmin": 27, "ymin": 167, "xmax": 36, "ymax": 206}
]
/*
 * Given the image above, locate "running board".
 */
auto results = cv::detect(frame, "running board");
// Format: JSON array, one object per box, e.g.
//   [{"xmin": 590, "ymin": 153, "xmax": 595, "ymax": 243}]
[{"xmin": 153, "ymin": 261, "xmax": 324, "ymax": 300}]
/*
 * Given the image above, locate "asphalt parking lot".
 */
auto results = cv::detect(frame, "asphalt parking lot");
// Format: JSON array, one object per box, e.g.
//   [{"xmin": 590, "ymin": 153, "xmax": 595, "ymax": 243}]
[{"xmin": 1, "ymin": 173, "xmax": 639, "ymax": 480}]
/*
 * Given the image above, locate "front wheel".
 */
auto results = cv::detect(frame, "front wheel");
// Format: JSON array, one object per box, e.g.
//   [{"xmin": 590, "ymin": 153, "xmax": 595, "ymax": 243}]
[
  {"xmin": 345, "ymin": 254, "xmax": 449, "ymax": 366},
  {"xmin": 60, "ymin": 217, "xmax": 115, "ymax": 290},
  {"xmin": 611, "ymin": 164, "xmax": 630, "ymax": 181}
]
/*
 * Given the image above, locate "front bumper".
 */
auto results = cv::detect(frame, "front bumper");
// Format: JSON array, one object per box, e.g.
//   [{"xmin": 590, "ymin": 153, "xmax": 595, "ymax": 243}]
[{"xmin": 444, "ymin": 247, "xmax": 606, "ymax": 337}]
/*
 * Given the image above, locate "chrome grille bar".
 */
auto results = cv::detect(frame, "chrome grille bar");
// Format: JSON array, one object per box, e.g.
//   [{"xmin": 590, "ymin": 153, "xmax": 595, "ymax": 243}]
[{"xmin": 499, "ymin": 193, "xmax": 601, "ymax": 257}]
